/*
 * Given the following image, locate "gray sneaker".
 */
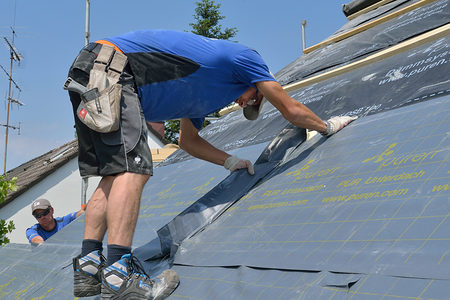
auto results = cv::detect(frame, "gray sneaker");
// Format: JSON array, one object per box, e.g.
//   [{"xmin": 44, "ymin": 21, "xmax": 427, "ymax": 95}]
[
  {"xmin": 73, "ymin": 250, "xmax": 105, "ymax": 297},
  {"xmin": 101, "ymin": 254, "xmax": 179, "ymax": 300}
]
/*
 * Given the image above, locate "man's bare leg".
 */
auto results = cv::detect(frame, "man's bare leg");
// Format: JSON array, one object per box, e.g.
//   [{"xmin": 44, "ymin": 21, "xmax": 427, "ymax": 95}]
[
  {"xmin": 74, "ymin": 176, "xmax": 115, "ymax": 297},
  {"xmin": 106, "ymin": 172, "xmax": 150, "ymax": 247},
  {"xmin": 83, "ymin": 176, "xmax": 114, "ymax": 241},
  {"xmin": 101, "ymin": 170, "xmax": 179, "ymax": 298}
]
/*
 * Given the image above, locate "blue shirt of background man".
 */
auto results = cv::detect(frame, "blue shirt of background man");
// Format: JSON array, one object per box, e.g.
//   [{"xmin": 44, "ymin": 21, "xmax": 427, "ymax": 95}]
[
  {"xmin": 25, "ymin": 212, "xmax": 77, "ymax": 243},
  {"xmin": 105, "ymin": 30, "xmax": 276, "ymax": 129}
]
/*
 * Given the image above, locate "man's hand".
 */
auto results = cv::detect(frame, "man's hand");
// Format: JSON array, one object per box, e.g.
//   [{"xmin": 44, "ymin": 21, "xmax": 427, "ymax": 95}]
[
  {"xmin": 31, "ymin": 236, "xmax": 44, "ymax": 245},
  {"xmin": 76, "ymin": 204, "xmax": 87, "ymax": 218},
  {"xmin": 224, "ymin": 156, "xmax": 255, "ymax": 175},
  {"xmin": 323, "ymin": 116, "xmax": 358, "ymax": 136}
]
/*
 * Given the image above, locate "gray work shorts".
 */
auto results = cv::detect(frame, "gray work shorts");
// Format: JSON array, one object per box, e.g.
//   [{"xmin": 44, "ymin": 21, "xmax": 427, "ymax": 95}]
[{"xmin": 67, "ymin": 43, "xmax": 153, "ymax": 177}]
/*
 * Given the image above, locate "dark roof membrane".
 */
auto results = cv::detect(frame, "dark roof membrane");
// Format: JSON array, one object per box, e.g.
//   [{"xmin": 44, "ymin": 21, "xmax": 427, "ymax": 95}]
[
  {"xmin": 276, "ymin": 0, "xmax": 449, "ymax": 85},
  {"xmin": 342, "ymin": 0, "xmax": 385, "ymax": 17},
  {"xmin": 0, "ymin": 5, "xmax": 449, "ymax": 300},
  {"xmin": 166, "ymin": 32, "xmax": 450, "ymax": 164}
]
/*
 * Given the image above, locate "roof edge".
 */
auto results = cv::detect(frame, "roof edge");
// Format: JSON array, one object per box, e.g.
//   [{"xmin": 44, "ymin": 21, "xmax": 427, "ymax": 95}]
[{"xmin": 1, "ymin": 140, "xmax": 79, "ymax": 207}]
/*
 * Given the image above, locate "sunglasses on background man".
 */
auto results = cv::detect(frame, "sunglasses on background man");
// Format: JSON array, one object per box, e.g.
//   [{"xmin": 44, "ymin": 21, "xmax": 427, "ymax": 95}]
[{"xmin": 33, "ymin": 208, "xmax": 51, "ymax": 219}]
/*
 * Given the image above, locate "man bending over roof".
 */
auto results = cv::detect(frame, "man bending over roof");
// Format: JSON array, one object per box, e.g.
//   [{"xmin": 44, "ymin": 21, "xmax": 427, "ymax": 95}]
[
  {"xmin": 65, "ymin": 29, "xmax": 356, "ymax": 299},
  {"xmin": 26, "ymin": 198, "xmax": 85, "ymax": 245}
]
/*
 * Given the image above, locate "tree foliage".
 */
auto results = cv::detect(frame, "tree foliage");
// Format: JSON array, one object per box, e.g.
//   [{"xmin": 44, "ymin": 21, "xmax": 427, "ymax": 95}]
[
  {"xmin": 189, "ymin": 0, "xmax": 237, "ymax": 40},
  {"xmin": 0, "ymin": 175, "xmax": 17, "ymax": 204},
  {"xmin": 164, "ymin": 0, "xmax": 238, "ymax": 144},
  {"xmin": 164, "ymin": 120, "xmax": 180, "ymax": 145},
  {"xmin": 0, "ymin": 219, "xmax": 15, "ymax": 246},
  {"xmin": 0, "ymin": 175, "xmax": 17, "ymax": 246}
]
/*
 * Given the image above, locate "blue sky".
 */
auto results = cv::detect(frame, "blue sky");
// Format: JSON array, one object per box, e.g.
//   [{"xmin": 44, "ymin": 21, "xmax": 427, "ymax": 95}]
[{"xmin": 0, "ymin": 0, "xmax": 347, "ymax": 172}]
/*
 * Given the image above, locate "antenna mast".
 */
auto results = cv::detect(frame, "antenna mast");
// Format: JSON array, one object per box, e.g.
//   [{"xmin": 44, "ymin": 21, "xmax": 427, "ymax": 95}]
[
  {"xmin": 1, "ymin": 27, "xmax": 24, "ymax": 174},
  {"xmin": 85, "ymin": 0, "xmax": 90, "ymax": 46},
  {"xmin": 301, "ymin": 20, "xmax": 307, "ymax": 52}
]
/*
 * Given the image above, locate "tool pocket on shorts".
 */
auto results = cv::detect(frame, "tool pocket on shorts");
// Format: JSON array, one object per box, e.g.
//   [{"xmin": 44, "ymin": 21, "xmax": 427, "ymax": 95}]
[
  {"xmin": 68, "ymin": 44, "xmax": 127, "ymax": 134},
  {"xmin": 101, "ymin": 84, "xmax": 142, "ymax": 151},
  {"xmin": 67, "ymin": 44, "xmax": 100, "ymax": 85},
  {"xmin": 76, "ymin": 83, "xmax": 122, "ymax": 133}
]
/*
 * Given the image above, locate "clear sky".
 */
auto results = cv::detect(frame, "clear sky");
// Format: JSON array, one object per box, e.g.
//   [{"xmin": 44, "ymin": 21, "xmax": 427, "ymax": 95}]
[{"xmin": 0, "ymin": 0, "xmax": 347, "ymax": 172}]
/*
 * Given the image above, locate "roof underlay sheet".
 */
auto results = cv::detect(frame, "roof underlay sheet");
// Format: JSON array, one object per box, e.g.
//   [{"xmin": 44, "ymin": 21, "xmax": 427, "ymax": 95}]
[
  {"xmin": 276, "ymin": 0, "xmax": 449, "ymax": 84},
  {"xmin": 0, "ymin": 0, "xmax": 449, "ymax": 299},
  {"xmin": 343, "ymin": 0, "xmax": 385, "ymax": 17}
]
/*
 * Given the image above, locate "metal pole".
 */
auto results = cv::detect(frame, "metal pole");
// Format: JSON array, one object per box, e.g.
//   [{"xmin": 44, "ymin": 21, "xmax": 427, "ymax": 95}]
[
  {"xmin": 3, "ymin": 54, "xmax": 13, "ymax": 174},
  {"xmin": 81, "ymin": 177, "xmax": 88, "ymax": 205},
  {"xmin": 301, "ymin": 20, "xmax": 307, "ymax": 52},
  {"xmin": 82, "ymin": 0, "xmax": 90, "ymax": 204},
  {"xmin": 85, "ymin": 0, "xmax": 90, "ymax": 46}
]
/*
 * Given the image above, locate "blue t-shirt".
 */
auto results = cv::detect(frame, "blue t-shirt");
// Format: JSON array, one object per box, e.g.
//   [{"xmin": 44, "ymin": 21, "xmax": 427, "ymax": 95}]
[
  {"xmin": 105, "ymin": 30, "xmax": 276, "ymax": 129},
  {"xmin": 25, "ymin": 212, "xmax": 77, "ymax": 243}
]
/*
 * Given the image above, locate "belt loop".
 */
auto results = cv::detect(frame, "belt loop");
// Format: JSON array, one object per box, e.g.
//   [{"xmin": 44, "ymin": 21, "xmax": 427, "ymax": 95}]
[
  {"xmin": 108, "ymin": 51, "xmax": 128, "ymax": 81},
  {"xmin": 92, "ymin": 44, "xmax": 115, "ymax": 72}
]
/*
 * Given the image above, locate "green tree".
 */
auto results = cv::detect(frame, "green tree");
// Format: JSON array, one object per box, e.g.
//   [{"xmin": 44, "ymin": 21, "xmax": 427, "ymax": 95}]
[
  {"xmin": 190, "ymin": 0, "xmax": 237, "ymax": 39},
  {"xmin": 164, "ymin": 120, "xmax": 180, "ymax": 145},
  {"xmin": 164, "ymin": 0, "xmax": 238, "ymax": 143},
  {"xmin": 0, "ymin": 175, "xmax": 17, "ymax": 246}
]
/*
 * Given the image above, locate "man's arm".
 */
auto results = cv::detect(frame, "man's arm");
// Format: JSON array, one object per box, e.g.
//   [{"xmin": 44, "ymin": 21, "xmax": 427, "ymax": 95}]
[
  {"xmin": 255, "ymin": 81, "xmax": 328, "ymax": 133},
  {"xmin": 26, "ymin": 226, "xmax": 44, "ymax": 245},
  {"xmin": 31, "ymin": 236, "xmax": 45, "ymax": 244},
  {"xmin": 76, "ymin": 204, "xmax": 86, "ymax": 218},
  {"xmin": 256, "ymin": 81, "xmax": 358, "ymax": 136},
  {"xmin": 179, "ymin": 118, "xmax": 230, "ymax": 165},
  {"xmin": 179, "ymin": 119, "xmax": 254, "ymax": 174}
]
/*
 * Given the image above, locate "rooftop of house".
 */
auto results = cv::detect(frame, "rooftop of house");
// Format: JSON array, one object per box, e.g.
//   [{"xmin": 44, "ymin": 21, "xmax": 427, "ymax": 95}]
[
  {"xmin": 0, "ymin": 0, "xmax": 449, "ymax": 298},
  {"xmin": 3, "ymin": 139, "xmax": 78, "ymax": 207},
  {"xmin": 2, "ymin": 122, "xmax": 178, "ymax": 207}
]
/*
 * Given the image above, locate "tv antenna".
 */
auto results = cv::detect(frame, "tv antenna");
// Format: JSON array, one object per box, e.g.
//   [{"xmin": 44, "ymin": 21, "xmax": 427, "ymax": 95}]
[{"xmin": 1, "ymin": 26, "xmax": 24, "ymax": 174}]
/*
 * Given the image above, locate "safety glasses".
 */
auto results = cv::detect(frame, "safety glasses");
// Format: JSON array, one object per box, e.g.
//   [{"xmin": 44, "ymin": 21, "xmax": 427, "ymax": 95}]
[{"xmin": 33, "ymin": 208, "xmax": 51, "ymax": 219}]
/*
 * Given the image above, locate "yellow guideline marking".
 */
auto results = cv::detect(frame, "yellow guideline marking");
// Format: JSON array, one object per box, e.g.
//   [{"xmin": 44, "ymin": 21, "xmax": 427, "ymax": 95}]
[
  {"xmin": 156, "ymin": 184, "xmax": 175, "ymax": 197},
  {"xmin": 297, "ymin": 273, "xmax": 326, "ymax": 300},
  {"xmin": 417, "ymin": 280, "xmax": 434, "ymax": 299},
  {"xmin": 348, "ymin": 275, "xmax": 371, "ymax": 300},
  {"xmin": 248, "ymin": 199, "xmax": 309, "ymax": 211},
  {"xmin": 262, "ymin": 185, "xmax": 324, "ymax": 197},
  {"xmin": 362, "ymin": 143, "xmax": 397, "ymax": 163},
  {"xmin": 375, "ymin": 196, "xmax": 435, "ymax": 262},
  {"xmin": 14, "ymin": 282, "xmax": 35, "ymax": 299},
  {"xmin": 192, "ymin": 177, "xmax": 215, "ymax": 195},
  {"xmin": 139, "ymin": 213, "xmax": 155, "ymax": 218},
  {"xmin": 438, "ymin": 250, "xmax": 450, "ymax": 264},
  {"xmin": 30, "ymin": 288, "xmax": 53, "ymax": 300},
  {"xmin": 174, "ymin": 201, "xmax": 195, "ymax": 206},
  {"xmin": 432, "ymin": 182, "xmax": 450, "ymax": 192},
  {"xmin": 0, "ymin": 277, "xmax": 15, "ymax": 297},
  {"xmin": 161, "ymin": 211, "xmax": 182, "ymax": 217},
  {"xmin": 285, "ymin": 160, "xmax": 314, "ymax": 176},
  {"xmin": 322, "ymin": 188, "xmax": 408, "ymax": 203},
  {"xmin": 364, "ymin": 170, "xmax": 425, "ymax": 185},
  {"xmin": 404, "ymin": 215, "xmax": 448, "ymax": 263}
]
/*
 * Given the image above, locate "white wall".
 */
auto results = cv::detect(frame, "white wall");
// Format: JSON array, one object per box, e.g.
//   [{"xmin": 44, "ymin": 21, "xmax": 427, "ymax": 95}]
[
  {"xmin": 0, "ymin": 131, "xmax": 163, "ymax": 244},
  {"xmin": 147, "ymin": 131, "xmax": 165, "ymax": 148},
  {"xmin": 0, "ymin": 159, "xmax": 101, "ymax": 244}
]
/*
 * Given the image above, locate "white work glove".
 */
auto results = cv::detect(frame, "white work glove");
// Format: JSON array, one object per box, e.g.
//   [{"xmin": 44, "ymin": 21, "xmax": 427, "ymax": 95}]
[
  {"xmin": 224, "ymin": 156, "xmax": 255, "ymax": 175},
  {"xmin": 322, "ymin": 116, "xmax": 358, "ymax": 136}
]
